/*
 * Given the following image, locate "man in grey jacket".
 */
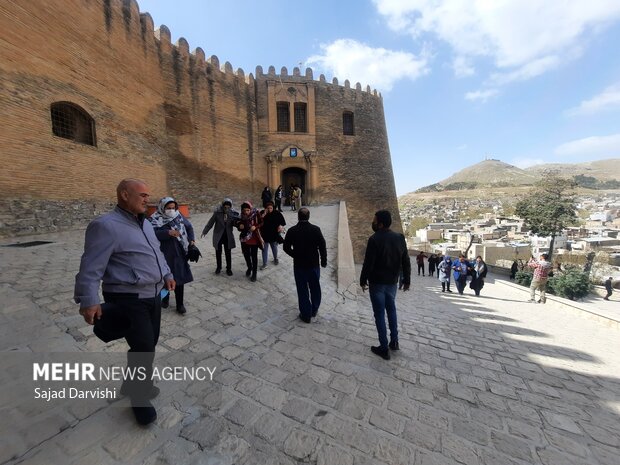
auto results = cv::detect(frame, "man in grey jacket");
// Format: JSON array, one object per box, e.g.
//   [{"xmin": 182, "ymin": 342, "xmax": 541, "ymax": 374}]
[{"xmin": 74, "ymin": 179, "xmax": 175, "ymax": 425}]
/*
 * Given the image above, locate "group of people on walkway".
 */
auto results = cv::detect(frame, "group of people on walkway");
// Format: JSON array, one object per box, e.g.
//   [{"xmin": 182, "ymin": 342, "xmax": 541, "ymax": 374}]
[
  {"xmin": 436, "ymin": 254, "xmax": 487, "ymax": 296},
  {"xmin": 414, "ymin": 252, "xmax": 441, "ymax": 277},
  {"xmin": 73, "ymin": 179, "xmax": 327, "ymax": 426}
]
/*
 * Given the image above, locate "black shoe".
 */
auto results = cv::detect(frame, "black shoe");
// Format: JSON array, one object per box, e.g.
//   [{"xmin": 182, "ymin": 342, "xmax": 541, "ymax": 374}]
[
  {"xmin": 176, "ymin": 305, "xmax": 187, "ymax": 315},
  {"xmin": 226, "ymin": 269, "xmax": 233, "ymax": 276},
  {"xmin": 447, "ymin": 289, "xmax": 453, "ymax": 293},
  {"xmin": 215, "ymin": 267, "xmax": 221, "ymax": 274},
  {"xmin": 389, "ymin": 341, "xmax": 399, "ymax": 351},
  {"xmin": 120, "ymin": 383, "xmax": 160, "ymax": 399},
  {"xmin": 311, "ymin": 309, "xmax": 318, "ymax": 318},
  {"xmin": 246, "ymin": 268, "xmax": 251, "ymax": 277},
  {"xmin": 274, "ymin": 259, "xmax": 279, "ymax": 265},
  {"xmin": 250, "ymin": 274, "xmax": 257, "ymax": 282},
  {"xmin": 371, "ymin": 346, "xmax": 390, "ymax": 360},
  {"xmin": 299, "ymin": 314, "xmax": 311, "ymax": 323},
  {"xmin": 131, "ymin": 400, "xmax": 157, "ymax": 426},
  {"xmin": 161, "ymin": 297, "xmax": 169, "ymax": 309}
]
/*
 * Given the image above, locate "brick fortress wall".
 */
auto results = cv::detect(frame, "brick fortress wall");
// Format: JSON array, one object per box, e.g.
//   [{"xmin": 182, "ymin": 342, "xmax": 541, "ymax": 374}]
[{"xmin": 0, "ymin": 0, "xmax": 401, "ymax": 262}]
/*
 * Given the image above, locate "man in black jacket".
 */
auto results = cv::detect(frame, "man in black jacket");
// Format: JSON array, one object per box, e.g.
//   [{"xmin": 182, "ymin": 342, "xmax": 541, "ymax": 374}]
[
  {"xmin": 360, "ymin": 210, "xmax": 411, "ymax": 360},
  {"xmin": 284, "ymin": 208, "xmax": 327, "ymax": 323}
]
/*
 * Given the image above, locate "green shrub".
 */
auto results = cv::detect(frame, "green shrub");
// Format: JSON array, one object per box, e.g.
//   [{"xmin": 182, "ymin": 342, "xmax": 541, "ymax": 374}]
[
  {"xmin": 548, "ymin": 267, "xmax": 591, "ymax": 300},
  {"xmin": 515, "ymin": 270, "xmax": 533, "ymax": 287}
]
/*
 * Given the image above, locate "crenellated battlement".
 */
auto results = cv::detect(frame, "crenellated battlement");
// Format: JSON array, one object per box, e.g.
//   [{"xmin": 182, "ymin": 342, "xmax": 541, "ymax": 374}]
[
  {"xmin": 97, "ymin": 0, "xmax": 382, "ymax": 96},
  {"xmin": 91, "ymin": 0, "xmax": 385, "ymax": 97}
]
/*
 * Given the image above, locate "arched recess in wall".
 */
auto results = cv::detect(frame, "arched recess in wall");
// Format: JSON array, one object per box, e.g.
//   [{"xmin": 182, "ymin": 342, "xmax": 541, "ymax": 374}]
[
  {"xmin": 282, "ymin": 167, "xmax": 306, "ymax": 206},
  {"xmin": 50, "ymin": 102, "xmax": 97, "ymax": 146}
]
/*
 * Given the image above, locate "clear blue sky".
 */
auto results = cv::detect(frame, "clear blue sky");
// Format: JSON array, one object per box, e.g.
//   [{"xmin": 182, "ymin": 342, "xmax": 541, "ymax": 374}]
[{"xmin": 137, "ymin": 0, "xmax": 620, "ymax": 195}]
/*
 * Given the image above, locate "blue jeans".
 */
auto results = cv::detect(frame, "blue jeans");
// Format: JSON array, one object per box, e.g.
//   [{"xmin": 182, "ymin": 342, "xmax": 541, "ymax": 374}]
[
  {"xmin": 261, "ymin": 241, "xmax": 278, "ymax": 265},
  {"xmin": 293, "ymin": 267, "xmax": 321, "ymax": 320},
  {"xmin": 369, "ymin": 283, "xmax": 398, "ymax": 350}
]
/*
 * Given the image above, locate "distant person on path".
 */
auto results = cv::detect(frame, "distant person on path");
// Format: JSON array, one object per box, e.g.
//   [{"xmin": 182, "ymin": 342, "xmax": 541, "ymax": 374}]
[
  {"xmin": 261, "ymin": 186, "xmax": 273, "ymax": 209},
  {"xmin": 452, "ymin": 254, "xmax": 471, "ymax": 295},
  {"xmin": 360, "ymin": 210, "xmax": 411, "ymax": 361},
  {"xmin": 528, "ymin": 253, "xmax": 551, "ymax": 303},
  {"xmin": 201, "ymin": 198, "xmax": 239, "ymax": 276},
  {"xmin": 289, "ymin": 183, "xmax": 297, "ymax": 211},
  {"xmin": 510, "ymin": 260, "xmax": 518, "ymax": 280},
  {"xmin": 259, "ymin": 201, "xmax": 286, "ymax": 269},
  {"xmin": 469, "ymin": 255, "xmax": 487, "ymax": 297},
  {"xmin": 294, "ymin": 185, "xmax": 303, "ymax": 211},
  {"xmin": 149, "ymin": 197, "xmax": 195, "ymax": 315},
  {"xmin": 604, "ymin": 276, "xmax": 613, "ymax": 301},
  {"xmin": 416, "ymin": 252, "xmax": 427, "ymax": 276},
  {"xmin": 438, "ymin": 255, "xmax": 452, "ymax": 293},
  {"xmin": 428, "ymin": 254, "xmax": 437, "ymax": 277},
  {"xmin": 237, "ymin": 201, "xmax": 263, "ymax": 282},
  {"xmin": 74, "ymin": 179, "xmax": 175, "ymax": 426},
  {"xmin": 284, "ymin": 207, "xmax": 327, "ymax": 323},
  {"xmin": 274, "ymin": 185, "xmax": 284, "ymax": 212}
]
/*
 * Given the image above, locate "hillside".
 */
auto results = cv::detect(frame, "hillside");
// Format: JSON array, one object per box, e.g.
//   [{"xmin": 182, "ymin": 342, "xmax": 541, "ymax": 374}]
[
  {"xmin": 524, "ymin": 159, "xmax": 620, "ymax": 181},
  {"xmin": 438, "ymin": 159, "xmax": 538, "ymax": 187},
  {"xmin": 411, "ymin": 158, "xmax": 620, "ymax": 194}
]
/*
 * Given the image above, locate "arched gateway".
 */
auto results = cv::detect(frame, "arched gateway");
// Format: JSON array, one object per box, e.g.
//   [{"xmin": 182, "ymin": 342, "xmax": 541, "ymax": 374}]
[{"xmin": 265, "ymin": 146, "xmax": 319, "ymax": 205}]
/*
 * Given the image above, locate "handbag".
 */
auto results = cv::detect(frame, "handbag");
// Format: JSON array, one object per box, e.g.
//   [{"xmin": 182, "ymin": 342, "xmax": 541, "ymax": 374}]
[{"xmin": 186, "ymin": 244, "xmax": 203, "ymax": 263}]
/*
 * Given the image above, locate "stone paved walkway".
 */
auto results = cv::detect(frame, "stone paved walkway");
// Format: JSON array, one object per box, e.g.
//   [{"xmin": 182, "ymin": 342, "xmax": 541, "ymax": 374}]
[{"xmin": 1, "ymin": 204, "xmax": 619, "ymax": 465}]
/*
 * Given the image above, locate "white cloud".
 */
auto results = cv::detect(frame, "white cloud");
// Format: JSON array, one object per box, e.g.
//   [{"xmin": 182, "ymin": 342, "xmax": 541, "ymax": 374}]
[
  {"xmin": 511, "ymin": 158, "xmax": 546, "ymax": 169},
  {"xmin": 565, "ymin": 82, "xmax": 620, "ymax": 116},
  {"xmin": 373, "ymin": 0, "xmax": 620, "ymax": 81},
  {"xmin": 452, "ymin": 56, "xmax": 475, "ymax": 77},
  {"xmin": 464, "ymin": 89, "xmax": 499, "ymax": 102},
  {"xmin": 306, "ymin": 39, "xmax": 429, "ymax": 92},
  {"xmin": 490, "ymin": 55, "xmax": 561, "ymax": 86},
  {"xmin": 554, "ymin": 133, "xmax": 620, "ymax": 158}
]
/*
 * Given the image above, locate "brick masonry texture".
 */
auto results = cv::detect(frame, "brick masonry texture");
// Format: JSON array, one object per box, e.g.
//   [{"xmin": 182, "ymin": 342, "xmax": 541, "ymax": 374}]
[{"xmin": 0, "ymin": 0, "xmax": 401, "ymax": 261}]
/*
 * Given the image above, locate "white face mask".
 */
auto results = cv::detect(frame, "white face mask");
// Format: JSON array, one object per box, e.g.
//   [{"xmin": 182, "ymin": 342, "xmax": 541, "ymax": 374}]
[{"xmin": 164, "ymin": 209, "xmax": 178, "ymax": 219}]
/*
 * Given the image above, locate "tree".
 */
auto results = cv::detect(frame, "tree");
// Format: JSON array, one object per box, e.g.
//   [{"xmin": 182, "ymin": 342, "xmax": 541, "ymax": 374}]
[{"xmin": 515, "ymin": 172, "xmax": 577, "ymax": 260}]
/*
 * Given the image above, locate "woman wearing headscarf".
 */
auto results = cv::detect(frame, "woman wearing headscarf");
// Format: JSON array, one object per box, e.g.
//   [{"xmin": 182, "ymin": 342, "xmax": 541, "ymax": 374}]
[
  {"xmin": 237, "ymin": 201, "xmax": 263, "ymax": 282},
  {"xmin": 452, "ymin": 254, "xmax": 472, "ymax": 295},
  {"xmin": 469, "ymin": 256, "xmax": 487, "ymax": 296},
  {"xmin": 202, "ymin": 198, "xmax": 239, "ymax": 276},
  {"xmin": 437, "ymin": 255, "xmax": 453, "ymax": 293},
  {"xmin": 149, "ymin": 197, "xmax": 194, "ymax": 314}
]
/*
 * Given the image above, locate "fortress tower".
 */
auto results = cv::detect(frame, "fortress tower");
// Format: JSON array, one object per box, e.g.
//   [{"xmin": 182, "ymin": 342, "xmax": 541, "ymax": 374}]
[{"xmin": 0, "ymin": 0, "xmax": 401, "ymax": 261}]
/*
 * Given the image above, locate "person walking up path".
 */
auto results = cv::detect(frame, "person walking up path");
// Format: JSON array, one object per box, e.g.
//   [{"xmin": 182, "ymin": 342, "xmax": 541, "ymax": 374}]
[
  {"xmin": 360, "ymin": 210, "xmax": 411, "ymax": 360},
  {"xmin": 284, "ymin": 207, "xmax": 327, "ymax": 323}
]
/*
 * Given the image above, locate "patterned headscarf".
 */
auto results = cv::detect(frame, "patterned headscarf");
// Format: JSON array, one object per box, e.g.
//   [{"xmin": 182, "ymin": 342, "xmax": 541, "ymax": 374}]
[{"xmin": 149, "ymin": 197, "xmax": 189, "ymax": 252}]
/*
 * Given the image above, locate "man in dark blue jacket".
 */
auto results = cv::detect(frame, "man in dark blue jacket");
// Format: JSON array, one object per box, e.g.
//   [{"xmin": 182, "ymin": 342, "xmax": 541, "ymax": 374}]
[
  {"xmin": 74, "ymin": 179, "xmax": 175, "ymax": 425},
  {"xmin": 284, "ymin": 207, "xmax": 327, "ymax": 323},
  {"xmin": 360, "ymin": 210, "xmax": 411, "ymax": 360}
]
